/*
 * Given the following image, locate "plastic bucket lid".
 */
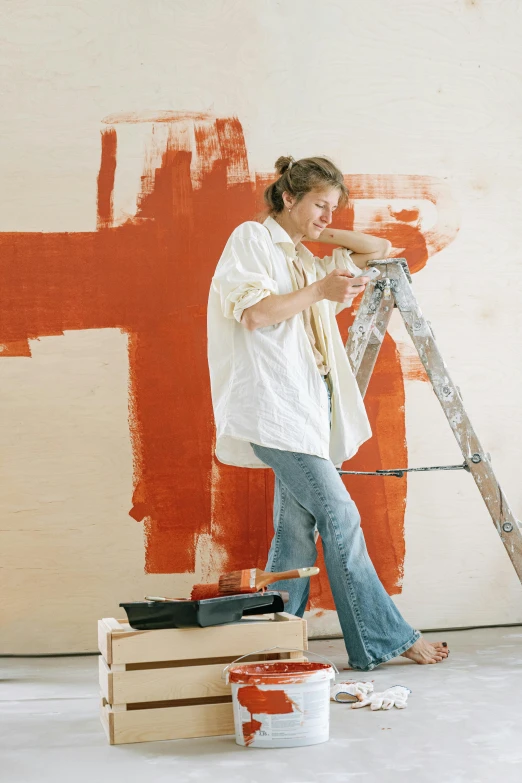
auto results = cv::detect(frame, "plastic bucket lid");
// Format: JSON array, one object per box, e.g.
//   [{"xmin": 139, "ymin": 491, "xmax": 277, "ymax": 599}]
[{"xmin": 228, "ymin": 661, "xmax": 334, "ymax": 685}]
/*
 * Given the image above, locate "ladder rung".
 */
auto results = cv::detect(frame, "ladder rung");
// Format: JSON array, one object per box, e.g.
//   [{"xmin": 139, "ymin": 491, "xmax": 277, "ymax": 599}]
[{"xmin": 338, "ymin": 462, "xmax": 470, "ymax": 478}]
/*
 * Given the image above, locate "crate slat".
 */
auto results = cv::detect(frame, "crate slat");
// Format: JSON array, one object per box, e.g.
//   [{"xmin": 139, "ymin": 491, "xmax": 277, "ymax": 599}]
[
  {"xmin": 99, "ymin": 612, "xmax": 306, "ymax": 665},
  {"xmin": 101, "ymin": 700, "xmax": 236, "ymax": 744},
  {"xmin": 99, "ymin": 654, "xmax": 306, "ymax": 705}
]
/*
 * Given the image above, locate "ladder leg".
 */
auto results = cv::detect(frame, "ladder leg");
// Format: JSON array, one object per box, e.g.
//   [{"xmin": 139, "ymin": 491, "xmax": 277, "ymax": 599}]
[
  {"xmin": 346, "ymin": 284, "xmax": 394, "ymax": 397},
  {"xmin": 386, "ymin": 261, "xmax": 522, "ymax": 582}
]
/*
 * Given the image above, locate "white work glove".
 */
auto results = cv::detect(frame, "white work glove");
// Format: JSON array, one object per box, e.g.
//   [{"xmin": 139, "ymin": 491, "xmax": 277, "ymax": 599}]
[
  {"xmin": 330, "ymin": 681, "xmax": 374, "ymax": 703},
  {"xmin": 351, "ymin": 685, "xmax": 411, "ymax": 710}
]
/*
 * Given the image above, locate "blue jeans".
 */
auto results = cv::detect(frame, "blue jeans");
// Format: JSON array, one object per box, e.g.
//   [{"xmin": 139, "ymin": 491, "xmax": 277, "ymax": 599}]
[{"xmin": 250, "ymin": 374, "xmax": 420, "ymax": 671}]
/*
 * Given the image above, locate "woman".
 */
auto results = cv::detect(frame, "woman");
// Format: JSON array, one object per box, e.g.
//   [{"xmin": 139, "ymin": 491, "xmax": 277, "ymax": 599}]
[{"xmin": 207, "ymin": 155, "xmax": 449, "ymax": 671}]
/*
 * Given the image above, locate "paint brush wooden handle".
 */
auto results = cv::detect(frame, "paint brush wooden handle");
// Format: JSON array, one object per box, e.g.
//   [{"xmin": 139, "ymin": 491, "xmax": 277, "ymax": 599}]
[
  {"xmin": 218, "ymin": 566, "xmax": 320, "ymax": 595},
  {"xmin": 263, "ymin": 567, "xmax": 320, "ymax": 587}
]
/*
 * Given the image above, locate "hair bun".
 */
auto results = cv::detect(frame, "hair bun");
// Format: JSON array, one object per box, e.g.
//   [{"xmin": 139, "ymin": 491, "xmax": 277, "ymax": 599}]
[{"xmin": 274, "ymin": 155, "xmax": 295, "ymax": 175}]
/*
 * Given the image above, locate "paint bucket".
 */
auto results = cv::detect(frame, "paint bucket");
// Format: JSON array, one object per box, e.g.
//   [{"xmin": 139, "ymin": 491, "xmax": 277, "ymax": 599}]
[{"xmin": 224, "ymin": 647, "xmax": 337, "ymax": 748}]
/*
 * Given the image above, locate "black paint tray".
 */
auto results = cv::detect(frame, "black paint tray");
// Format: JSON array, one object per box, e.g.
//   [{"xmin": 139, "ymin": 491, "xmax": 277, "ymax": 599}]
[{"xmin": 119, "ymin": 590, "xmax": 286, "ymax": 630}]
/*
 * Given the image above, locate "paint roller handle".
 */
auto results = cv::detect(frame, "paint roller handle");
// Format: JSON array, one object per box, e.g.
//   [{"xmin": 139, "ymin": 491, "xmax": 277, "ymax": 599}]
[{"xmin": 144, "ymin": 595, "xmax": 188, "ymax": 602}]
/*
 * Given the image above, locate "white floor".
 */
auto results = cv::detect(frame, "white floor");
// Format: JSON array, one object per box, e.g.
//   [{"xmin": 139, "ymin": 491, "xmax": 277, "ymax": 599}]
[{"xmin": 2, "ymin": 626, "xmax": 522, "ymax": 783}]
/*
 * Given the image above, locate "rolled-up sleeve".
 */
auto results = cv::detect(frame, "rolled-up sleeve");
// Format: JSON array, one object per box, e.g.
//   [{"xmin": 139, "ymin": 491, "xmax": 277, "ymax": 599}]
[
  {"xmin": 212, "ymin": 229, "xmax": 279, "ymax": 323},
  {"xmin": 314, "ymin": 247, "xmax": 361, "ymax": 315}
]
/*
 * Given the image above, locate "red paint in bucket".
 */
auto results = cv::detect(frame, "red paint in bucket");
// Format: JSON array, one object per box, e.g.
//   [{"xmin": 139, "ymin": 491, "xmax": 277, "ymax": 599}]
[{"xmin": 229, "ymin": 661, "xmax": 332, "ymax": 685}]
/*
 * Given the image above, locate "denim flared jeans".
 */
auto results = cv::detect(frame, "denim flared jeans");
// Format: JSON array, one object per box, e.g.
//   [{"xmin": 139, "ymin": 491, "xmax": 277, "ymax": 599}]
[{"xmin": 250, "ymin": 375, "xmax": 420, "ymax": 672}]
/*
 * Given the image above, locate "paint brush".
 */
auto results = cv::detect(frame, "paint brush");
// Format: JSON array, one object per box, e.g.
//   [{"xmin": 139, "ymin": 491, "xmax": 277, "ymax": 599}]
[
  {"xmin": 189, "ymin": 582, "xmax": 292, "ymax": 602},
  {"xmin": 218, "ymin": 567, "xmax": 320, "ymax": 595}
]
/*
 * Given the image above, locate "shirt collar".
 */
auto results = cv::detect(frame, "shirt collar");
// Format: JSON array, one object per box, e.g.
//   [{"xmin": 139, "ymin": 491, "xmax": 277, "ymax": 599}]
[{"xmin": 263, "ymin": 215, "xmax": 315, "ymax": 271}]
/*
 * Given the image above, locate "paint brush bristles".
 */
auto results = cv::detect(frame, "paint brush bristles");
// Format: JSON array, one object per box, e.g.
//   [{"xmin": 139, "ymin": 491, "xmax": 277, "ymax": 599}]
[{"xmin": 190, "ymin": 583, "xmax": 222, "ymax": 600}]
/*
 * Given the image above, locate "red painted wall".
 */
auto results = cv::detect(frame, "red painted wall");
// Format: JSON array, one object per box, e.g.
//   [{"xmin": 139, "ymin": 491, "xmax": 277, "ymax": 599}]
[{"xmin": 0, "ymin": 115, "xmax": 458, "ymax": 609}]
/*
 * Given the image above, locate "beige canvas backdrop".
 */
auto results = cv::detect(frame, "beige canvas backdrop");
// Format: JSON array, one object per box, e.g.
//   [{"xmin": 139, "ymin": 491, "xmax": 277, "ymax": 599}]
[{"xmin": 1, "ymin": 0, "xmax": 522, "ymax": 653}]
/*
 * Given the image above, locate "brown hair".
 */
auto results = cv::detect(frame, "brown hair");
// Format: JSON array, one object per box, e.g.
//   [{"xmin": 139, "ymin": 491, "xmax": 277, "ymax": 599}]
[{"xmin": 263, "ymin": 155, "xmax": 349, "ymax": 215}]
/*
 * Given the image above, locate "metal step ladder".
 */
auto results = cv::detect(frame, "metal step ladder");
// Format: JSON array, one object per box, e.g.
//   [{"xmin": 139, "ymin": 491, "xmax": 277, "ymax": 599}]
[{"xmin": 341, "ymin": 258, "xmax": 522, "ymax": 583}]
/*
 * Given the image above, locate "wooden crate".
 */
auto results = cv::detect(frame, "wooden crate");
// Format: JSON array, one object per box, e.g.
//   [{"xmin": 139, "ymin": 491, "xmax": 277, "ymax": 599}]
[{"xmin": 98, "ymin": 612, "xmax": 307, "ymax": 744}]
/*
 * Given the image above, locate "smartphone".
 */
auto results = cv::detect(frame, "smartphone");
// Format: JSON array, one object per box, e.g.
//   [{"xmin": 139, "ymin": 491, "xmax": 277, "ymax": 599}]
[{"xmin": 351, "ymin": 267, "xmax": 381, "ymax": 286}]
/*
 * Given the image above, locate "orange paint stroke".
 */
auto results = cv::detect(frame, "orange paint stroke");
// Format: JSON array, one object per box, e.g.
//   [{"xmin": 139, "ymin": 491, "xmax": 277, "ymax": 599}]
[
  {"xmin": 389, "ymin": 207, "xmax": 420, "ymax": 223},
  {"xmin": 0, "ymin": 339, "xmax": 31, "ymax": 357},
  {"xmin": 0, "ymin": 113, "xmax": 460, "ymax": 610},
  {"xmin": 102, "ymin": 111, "xmax": 216, "ymax": 125},
  {"xmin": 345, "ymin": 174, "xmax": 460, "ymax": 264},
  {"xmin": 96, "ymin": 128, "xmax": 117, "ymax": 229},
  {"xmin": 396, "ymin": 341, "xmax": 430, "ymax": 383},
  {"xmin": 241, "ymin": 717, "xmax": 262, "ymax": 746},
  {"xmin": 237, "ymin": 684, "xmax": 299, "ymax": 715}
]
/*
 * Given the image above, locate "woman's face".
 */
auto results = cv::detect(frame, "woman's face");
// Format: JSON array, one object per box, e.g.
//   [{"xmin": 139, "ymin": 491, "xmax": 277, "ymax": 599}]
[{"xmin": 283, "ymin": 186, "xmax": 340, "ymax": 240}]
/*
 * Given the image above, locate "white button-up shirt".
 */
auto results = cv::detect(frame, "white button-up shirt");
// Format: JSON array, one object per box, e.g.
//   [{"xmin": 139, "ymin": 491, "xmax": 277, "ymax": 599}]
[{"xmin": 207, "ymin": 215, "xmax": 372, "ymax": 468}]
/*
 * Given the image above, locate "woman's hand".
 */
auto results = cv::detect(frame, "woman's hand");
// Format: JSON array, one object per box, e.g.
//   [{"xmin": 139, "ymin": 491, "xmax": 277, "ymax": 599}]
[{"xmin": 318, "ymin": 269, "xmax": 369, "ymax": 303}]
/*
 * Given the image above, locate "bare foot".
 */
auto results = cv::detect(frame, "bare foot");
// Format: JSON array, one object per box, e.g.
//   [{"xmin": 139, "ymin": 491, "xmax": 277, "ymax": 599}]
[{"xmin": 401, "ymin": 636, "xmax": 450, "ymax": 664}]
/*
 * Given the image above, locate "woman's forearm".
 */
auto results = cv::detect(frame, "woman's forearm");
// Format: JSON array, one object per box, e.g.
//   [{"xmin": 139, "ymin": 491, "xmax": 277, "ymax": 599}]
[
  {"xmin": 317, "ymin": 228, "xmax": 389, "ymax": 255},
  {"xmin": 242, "ymin": 281, "xmax": 324, "ymax": 331}
]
